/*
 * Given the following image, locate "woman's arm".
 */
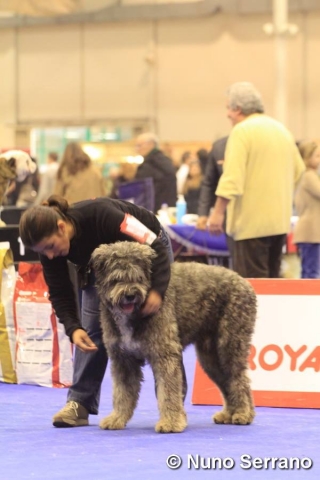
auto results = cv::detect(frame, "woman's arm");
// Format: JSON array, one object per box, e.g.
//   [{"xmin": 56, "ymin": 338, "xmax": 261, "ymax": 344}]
[{"xmin": 40, "ymin": 255, "xmax": 83, "ymax": 339}]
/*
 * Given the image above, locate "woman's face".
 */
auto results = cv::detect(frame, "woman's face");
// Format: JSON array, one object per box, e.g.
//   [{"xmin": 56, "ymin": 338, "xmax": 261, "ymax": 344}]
[
  {"xmin": 189, "ymin": 161, "xmax": 201, "ymax": 177},
  {"xmin": 32, "ymin": 221, "xmax": 71, "ymax": 259},
  {"xmin": 309, "ymin": 147, "xmax": 320, "ymax": 169}
]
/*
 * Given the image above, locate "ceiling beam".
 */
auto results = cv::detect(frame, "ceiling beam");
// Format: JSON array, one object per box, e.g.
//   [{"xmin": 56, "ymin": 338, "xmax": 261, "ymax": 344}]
[{"xmin": 0, "ymin": 0, "xmax": 319, "ymax": 29}]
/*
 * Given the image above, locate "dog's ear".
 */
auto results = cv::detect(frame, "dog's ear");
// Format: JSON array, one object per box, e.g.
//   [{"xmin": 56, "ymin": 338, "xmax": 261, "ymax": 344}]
[
  {"xmin": 91, "ymin": 245, "xmax": 110, "ymax": 277},
  {"xmin": 7, "ymin": 157, "xmax": 16, "ymax": 169},
  {"xmin": 0, "ymin": 157, "xmax": 17, "ymax": 180},
  {"xmin": 140, "ymin": 244, "xmax": 157, "ymax": 260}
]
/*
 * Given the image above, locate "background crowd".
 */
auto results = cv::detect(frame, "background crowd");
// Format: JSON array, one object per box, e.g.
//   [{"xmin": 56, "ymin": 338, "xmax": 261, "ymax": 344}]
[{"xmin": 3, "ymin": 81, "xmax": 320, "ymax": 279}]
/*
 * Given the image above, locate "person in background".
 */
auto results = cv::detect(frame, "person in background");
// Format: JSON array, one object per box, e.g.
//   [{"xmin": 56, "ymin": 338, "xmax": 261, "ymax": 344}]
[
  {"xmin": 176, "ymin": 151, "xmax": 196, "ymax": 195},
  {"xmin": 196, "ymin": 136, "xmax": 228, "ymax": 230},
  {"xmin": 34, "ymin": 152, "xmax": 60, "ymax": 205},
  {"xmin": 19, "ymin": 195, "xmax": 187, "ymax": 428},
  {"xmin": 293, "ymin": 140, "xmax": 320, "ymax": 278},
  {"xmin": 196, "ymin": 148, "xmax": 209, "ymax": 175},
  {"xmin": 134, "ymin": 132, "xmax": 177, "ymax": 213},
  {"xmin": 183, "ymin": 158, "xmax": 203, "ymax": 214},
  {"xmin": 207, "ymin": 81, "xmax": 305, "ymax": 278},
  {"xmin": 109, "ymin": 164, "xmax": 136, "ymax": 199},
  {"xmin": 54, "ymin": 142, "xmax": 105, "ymax": 203}
]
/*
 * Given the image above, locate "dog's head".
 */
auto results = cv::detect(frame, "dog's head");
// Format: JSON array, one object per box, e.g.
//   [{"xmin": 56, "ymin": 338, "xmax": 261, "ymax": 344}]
[
  {"xmin": 0, "ymin": 150, "xmax": 36, "ymax": 182},
  {"xmin": 91, "ymin": 241, "xmax": 157, "ymax": 315}
]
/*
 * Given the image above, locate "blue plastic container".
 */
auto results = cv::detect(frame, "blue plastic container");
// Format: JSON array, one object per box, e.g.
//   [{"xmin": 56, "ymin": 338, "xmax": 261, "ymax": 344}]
[{"xmin": 176, "ymin": 195, "xmax": 187, "ymax": 225}]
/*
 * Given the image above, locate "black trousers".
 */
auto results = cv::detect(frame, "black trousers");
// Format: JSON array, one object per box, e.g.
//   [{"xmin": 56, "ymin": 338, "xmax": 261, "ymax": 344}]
[{"xmin": 231, "ymin": 234, "xmax": 287, "ymax": 278}]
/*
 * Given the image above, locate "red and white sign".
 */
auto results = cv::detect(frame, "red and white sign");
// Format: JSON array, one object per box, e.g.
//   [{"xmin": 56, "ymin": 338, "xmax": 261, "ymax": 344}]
[{"xmin": 192, "ymin": 279, "xmax": 320, "ymax": 409}]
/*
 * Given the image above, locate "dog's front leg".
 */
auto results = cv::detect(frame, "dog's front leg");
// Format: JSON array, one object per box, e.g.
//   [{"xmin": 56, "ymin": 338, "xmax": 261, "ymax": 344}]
[
  {"xmin": 99, "ymin": 352, "xmax": 143, "ymax": 430},
  {"xmin": 150, "ymin": 352, "xmax": 187, "ymax": 433}
]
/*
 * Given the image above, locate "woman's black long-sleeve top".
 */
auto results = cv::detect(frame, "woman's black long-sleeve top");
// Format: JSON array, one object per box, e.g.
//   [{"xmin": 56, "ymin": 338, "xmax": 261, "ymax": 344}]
[{"xmin": 40, "ymin": 197, "xmax": 170, "ymax": 340}]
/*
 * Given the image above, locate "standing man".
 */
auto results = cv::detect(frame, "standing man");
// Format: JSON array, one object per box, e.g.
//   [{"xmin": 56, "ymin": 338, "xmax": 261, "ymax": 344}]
[
  {"xmin": 207, "ymin": 82, "xmax": 305, "ymax": 278},
  {"xmin": 134, "ymin": 132, "xmax": 177, "ymax": 213},
  {"xmin": 196, "ymin": 136, "xmax": 228, "ymax": 230}
]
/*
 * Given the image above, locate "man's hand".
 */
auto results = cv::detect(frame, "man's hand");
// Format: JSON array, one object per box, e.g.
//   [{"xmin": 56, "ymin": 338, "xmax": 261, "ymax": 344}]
[
  {"xmin": 141, "ymin": 290, "xmax": 162, "ymax": 316},
  {"xmin": 72, "ymin": 329, "xmax": 98, "ymax": 353},
  {"xmin": 196, "ymin": 216, "xmax": 208, "ymax": 230},
  {"xmin": 206, "ymin": 197, "xmax": 229, "ymax": 235},
  {"xmin": 207, "ymin": 209, "xmax": 225, "ymax": 235}
]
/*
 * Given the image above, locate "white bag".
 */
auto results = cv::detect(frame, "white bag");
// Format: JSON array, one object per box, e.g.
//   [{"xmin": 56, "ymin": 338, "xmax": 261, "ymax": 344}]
[
  {"xmin": 0, "ymin": 242, "xmax": 17, "ymax": 383},
  {"xmin": 14, "ymin": 262, "xmax": 73, "ymax": 387}
]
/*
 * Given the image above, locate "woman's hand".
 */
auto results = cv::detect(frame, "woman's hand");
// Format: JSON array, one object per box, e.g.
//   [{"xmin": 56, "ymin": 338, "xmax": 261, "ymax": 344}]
[
  {"xmin": 141, "ymin": 290, "xmax": 162, "ymax": 316},
  {"xmin": 72, "ymin": 329, "xmax": 98, "ymax": 353}
]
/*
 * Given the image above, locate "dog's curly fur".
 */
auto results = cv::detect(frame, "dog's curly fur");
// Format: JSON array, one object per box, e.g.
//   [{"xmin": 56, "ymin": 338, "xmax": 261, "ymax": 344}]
[{"xmin": 92, "ymin": 241, "xmax": 257, "ymax": 433}]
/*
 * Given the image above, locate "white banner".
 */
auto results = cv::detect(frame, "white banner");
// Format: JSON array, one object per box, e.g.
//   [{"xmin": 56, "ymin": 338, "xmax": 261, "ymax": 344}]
[{"xmin": 192, "ymin": 279, "xmax": 320, "ymax": 408}]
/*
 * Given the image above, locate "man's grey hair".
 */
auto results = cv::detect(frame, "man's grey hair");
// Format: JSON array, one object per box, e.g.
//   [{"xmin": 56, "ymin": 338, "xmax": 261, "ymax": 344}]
[
  {"xmin": 227, "ymin": 82, "xmax": 265, "ymax": 115},
  {"xmin": 137, "ymin": 132, "xmax": 159, "ymax": 148}
]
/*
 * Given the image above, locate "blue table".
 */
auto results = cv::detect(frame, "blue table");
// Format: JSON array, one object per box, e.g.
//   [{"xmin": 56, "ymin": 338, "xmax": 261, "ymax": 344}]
[{"xmin": 165, "ymin": 224, "xmax": 230, "ymax": 266}]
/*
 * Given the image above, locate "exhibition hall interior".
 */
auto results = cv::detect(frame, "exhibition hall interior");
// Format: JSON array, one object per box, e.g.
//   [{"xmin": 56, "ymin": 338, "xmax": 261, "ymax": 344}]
[{"xmin": 0, "ymin": 1, "xmax": 319, "ymax": 479}]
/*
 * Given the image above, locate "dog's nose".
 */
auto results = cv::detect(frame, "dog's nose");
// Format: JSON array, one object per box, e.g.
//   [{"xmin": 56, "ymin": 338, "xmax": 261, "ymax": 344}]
[{"xmin": 125, "ymin": 295, "xmax": 135, "ymax": 302}]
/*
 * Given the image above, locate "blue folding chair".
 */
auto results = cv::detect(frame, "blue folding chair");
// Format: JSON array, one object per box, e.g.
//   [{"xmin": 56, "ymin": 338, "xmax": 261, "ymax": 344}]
[{"xmin": 117, "ymin": 177, "xmax": 155, "ymax": 212}]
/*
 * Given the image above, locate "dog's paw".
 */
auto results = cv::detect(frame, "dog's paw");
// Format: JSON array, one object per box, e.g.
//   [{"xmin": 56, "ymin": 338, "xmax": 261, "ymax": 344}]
[
  {"xmin": 155, "ymin": 414, "xmax": 187, "ymax": 433},
  {"xmin": 99, "ymin": 413, "xmax": 127, "ymax": 430},
  {"xmin": 213, "ymin": 409, "xmax": 255, "ymax": 425},
  {"xmin": 213, "ymin": 409, "xmax": 232, "ymax": 424},
  {"xmin": 231, "ymin": 410, "xmax": 255, "ymax": 425}
]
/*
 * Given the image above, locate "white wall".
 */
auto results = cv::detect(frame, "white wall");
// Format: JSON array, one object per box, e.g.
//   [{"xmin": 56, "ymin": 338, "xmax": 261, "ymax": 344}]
[
  {"xmin": 0, "ymin": 10, "xmax": 319, "ymax": 146},
  {"xmin": 0, "ymin": 29, "xmax": 17, "ymax": 147},
  {"xmin": 18, "ymin": 26, "xmax": 82, "ymax": 122}
]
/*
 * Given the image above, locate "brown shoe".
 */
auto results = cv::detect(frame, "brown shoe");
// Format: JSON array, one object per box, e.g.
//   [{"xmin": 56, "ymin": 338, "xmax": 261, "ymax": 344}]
[{"xmin": 52, "ymin": 401, "xmax": 89, "ymax": 428}]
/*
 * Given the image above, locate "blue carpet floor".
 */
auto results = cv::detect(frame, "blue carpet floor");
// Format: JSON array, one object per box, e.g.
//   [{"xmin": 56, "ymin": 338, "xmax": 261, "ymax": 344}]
[{"xmin": 0, "ymin": 346, "xmax": 319, "ymax": 480}]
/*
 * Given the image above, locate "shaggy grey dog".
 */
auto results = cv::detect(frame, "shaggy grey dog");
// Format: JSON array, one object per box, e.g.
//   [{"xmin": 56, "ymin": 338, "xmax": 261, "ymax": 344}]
[{"xmin": 91, "ymin": 241, "xmax": 257, "ymax": 433}]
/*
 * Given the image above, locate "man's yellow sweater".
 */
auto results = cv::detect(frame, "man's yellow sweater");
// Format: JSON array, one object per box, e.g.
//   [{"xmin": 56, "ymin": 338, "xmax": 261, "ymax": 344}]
[{"xmin": 216, "ymin": 114, "xmax": 305, "ymax": 241}]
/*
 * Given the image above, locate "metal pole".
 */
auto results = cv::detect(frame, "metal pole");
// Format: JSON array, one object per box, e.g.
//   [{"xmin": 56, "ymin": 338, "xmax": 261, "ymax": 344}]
[{"xmin": 273, "ymin": 0, "xmax": 288, "ymax": 125}]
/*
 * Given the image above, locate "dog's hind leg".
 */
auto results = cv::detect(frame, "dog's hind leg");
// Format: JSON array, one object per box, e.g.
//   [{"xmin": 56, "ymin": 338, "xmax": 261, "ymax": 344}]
[
  {"xmin": 150, "ymin": 351, "xmax": 187, "ymax": 433},
  {"xmin": 99, "ymin": 353, "xmax": 144, "ymax": 430},
  {"xmin": 212, "ymin": 369, "xmax": 254, "ymax": 426},
  {"xmin": 210, "ymin": 300, "xmax": 256, "ymax": 425},
  {"xmin": 196, "ymin": 336, "xmax": 255, "ymax": 426}
]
